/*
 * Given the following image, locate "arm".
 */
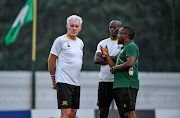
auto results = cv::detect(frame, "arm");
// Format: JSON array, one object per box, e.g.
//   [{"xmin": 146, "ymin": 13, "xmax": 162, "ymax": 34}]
[
  {"xmin": 94, "ymin": 52, "xmax": 118, "ymax": 65},
  {"xmin": 100, "ymin": 45, "xmax": 115, "ymax": 67},
  {"xmin": 48, "ymin": 53, "xmax": 58, "ymax": 89},
  {"xmin": 94, "ymin": 52, "xmax": 108, "ymax": 65},
  {"xmin": 111, "ymin": 54, "xmax": 118, "ymax": 63},
  {"xmin": 110, "ymin": 56, "xmax": 136, "ymax": 73}
]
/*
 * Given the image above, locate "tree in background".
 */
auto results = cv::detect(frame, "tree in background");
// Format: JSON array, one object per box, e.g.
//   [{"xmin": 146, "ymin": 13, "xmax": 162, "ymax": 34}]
[{"xmin": 0, "ymin": 0, "xmax": 180, "ymax": 72}]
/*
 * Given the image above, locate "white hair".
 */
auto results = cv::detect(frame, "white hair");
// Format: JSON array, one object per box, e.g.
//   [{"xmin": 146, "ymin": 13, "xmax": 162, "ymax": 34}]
[{"xmin": 67, "ymin": 15, "xmax": 83, "ymax": 27}]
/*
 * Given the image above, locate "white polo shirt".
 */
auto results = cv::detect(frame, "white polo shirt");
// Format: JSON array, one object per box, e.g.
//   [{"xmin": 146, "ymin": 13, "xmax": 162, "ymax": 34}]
[
  {"xmin": 96, "ymin": 38, "xmax": 122, "ymax": 82},
  {"xmin": 50, "ymin": 34, "xmax": 84, "ymax": 86}
]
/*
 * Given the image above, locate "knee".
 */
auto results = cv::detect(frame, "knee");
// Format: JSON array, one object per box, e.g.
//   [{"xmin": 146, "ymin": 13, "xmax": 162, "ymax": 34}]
[
  {"xmin": 70, "ymin": 109, "xmax": 77, "ymax": 118},
  {"xmin": 100, "ymin": 111, "xmax": 108, "ymax": 118},
  {"xmin": 120, "ymin": 114, "xmax": 125, "ymax": 118},
  {"xmin": 99, "ymin": 107, "xmax": 109, "ymax": 118},
  {"xmin": 124, "ymin": 111, "xmax": 136, "ymax": 118},
  {"xmin": 61, "ymin": 109, "xmax": 71, "ymax": 117}
]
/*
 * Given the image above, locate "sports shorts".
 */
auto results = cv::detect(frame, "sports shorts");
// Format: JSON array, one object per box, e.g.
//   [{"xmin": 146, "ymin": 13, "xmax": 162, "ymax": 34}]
[
  {"xmin": 56, "ymin": 82, "xmax": 80, "ymax": 109},
  {"xmin": 114, "ymin": 87, "xmax": 138, "ymax": 115},
  {"xmin": 97, "ymin": 82, "xmax": 115, "ymax": 108}
]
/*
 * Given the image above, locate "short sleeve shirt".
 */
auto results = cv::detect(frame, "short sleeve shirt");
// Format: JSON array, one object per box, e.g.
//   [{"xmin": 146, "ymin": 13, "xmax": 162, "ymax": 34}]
[
  {"xmin": 96, "ymin": 38, "xmax": 123, "ymax": 82},
  {"xmin": 114, "ymin": 40, "xmax": 139, "ymax": 89},
  {"xmin": 50, "ymin": 34, "xmax": 84, "ymax": 86}
]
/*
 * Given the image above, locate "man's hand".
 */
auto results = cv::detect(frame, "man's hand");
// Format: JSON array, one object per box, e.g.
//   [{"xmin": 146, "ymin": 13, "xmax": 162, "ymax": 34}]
[
  {"xmin": 51, "ymin": 74, "xmax": 56, "ymax": 89},
  {"xmin": 110, "ymin": 67, "xmax": 116, "ymax": 74},
  {"xmin": 100, "ymin": 45, "xmax": 109, "ymax": 56},
  {"xmin": 48, "ymin": 53, "xmax": 57, "ymax": 90}
]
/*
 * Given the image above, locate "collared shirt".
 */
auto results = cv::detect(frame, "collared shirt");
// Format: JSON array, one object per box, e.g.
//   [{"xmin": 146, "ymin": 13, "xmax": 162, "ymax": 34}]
[
  {"xmin": 50, "ymin": 34, "xmax": 84, "ymax": 86},
  {"xmin": 96, "ymin": 38, "xmax": 123, "ymax": 82},
  {"xmin": 114, "ymin": 40, "xmax": 139, "ymax": 89}
]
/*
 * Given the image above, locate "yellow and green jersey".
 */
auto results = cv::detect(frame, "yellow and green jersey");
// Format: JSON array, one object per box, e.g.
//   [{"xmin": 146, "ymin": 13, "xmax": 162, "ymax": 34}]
[{"xmin": 114, "ymin": 40, "xmax": 139, "ymax": 89}]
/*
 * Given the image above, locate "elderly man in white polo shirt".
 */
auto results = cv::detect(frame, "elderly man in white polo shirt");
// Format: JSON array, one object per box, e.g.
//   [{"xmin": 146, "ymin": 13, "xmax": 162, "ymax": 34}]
[{"xmin": 48, "ymin": 15, "xmax": 84, "ymax": 118}]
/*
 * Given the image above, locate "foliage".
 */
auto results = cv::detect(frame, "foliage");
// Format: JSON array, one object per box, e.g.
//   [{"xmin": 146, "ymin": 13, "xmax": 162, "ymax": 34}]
[{"xmin": 0, "ymin": 0, "xmax": 180, "ymax": 72}]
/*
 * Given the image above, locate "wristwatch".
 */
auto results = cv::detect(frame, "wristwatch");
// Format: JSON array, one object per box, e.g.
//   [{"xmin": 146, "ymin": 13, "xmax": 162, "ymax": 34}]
[
  {"xmin": 102, "ymin": 54, "xmax": 106, "ymax": 60},
  {"xmin": 111, "ymin": 66, "xmax": 116, "ymax": 72}
]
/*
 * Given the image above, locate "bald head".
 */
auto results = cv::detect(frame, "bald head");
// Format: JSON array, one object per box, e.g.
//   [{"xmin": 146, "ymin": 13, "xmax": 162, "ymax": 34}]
[
  {"xmin": 109, "ymin": 20, "xmax": 122, "ymax": 38},
  {"xmin": 109, "ymin": 20, "xmax": 122, "ymax": 28}
]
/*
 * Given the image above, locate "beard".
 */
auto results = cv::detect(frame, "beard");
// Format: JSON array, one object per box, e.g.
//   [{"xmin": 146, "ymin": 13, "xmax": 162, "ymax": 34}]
[
  {"xmin": 118, "ymin": 39, "xmax": 123, "ymax": 44},
  {"xmin": 111, "ymin": 35, "xmax": 117, "ymax": 38}
]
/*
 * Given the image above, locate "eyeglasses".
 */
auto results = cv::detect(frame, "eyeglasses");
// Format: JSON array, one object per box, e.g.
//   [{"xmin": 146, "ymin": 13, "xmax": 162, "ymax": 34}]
[{"xmin": 117, "ymin": 32, "xmax": 127, "ymax": 35}]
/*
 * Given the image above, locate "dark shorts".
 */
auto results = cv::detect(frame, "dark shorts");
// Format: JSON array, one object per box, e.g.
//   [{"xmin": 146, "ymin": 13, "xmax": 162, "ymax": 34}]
[
  {"xmin": 114, "ymin": 87, "xmax": 138, "ymax": 115},
  {"xmin": 56, "ymin": 82, "xmax": 80, "ymax": 109},
  {"xmin": 97, "ymin": 82, "xmax": 115, "ymax": 108}
]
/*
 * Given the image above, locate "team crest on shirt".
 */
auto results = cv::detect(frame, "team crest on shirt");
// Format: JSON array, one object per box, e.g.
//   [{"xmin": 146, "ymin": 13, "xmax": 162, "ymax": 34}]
[
  {"xmin": 62, "ymin": 101, "xmax": 68, "ymax": 106},
  {"xmin": 117, "ymin": 44, "xmax": 123, "ymax": 49},
  {"xmin": 67, "ymin": 42, "xmax": 70, "ymax": 47}
]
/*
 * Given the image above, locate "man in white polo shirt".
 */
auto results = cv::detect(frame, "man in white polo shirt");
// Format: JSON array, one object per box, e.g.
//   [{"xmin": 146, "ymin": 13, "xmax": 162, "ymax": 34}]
[
  {"xmin": 48, "ymin": 15, "xmax": 84, "ymax": 118},
  {"xmin": 94, "ymin": 20, "xmax": 122, "ymax": 118}
]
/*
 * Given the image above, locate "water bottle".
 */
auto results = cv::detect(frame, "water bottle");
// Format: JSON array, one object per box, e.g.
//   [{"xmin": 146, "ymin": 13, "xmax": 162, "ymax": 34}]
[{"xmin": 128, "ymin": 67, "xmax": 133, "ymax": 76}]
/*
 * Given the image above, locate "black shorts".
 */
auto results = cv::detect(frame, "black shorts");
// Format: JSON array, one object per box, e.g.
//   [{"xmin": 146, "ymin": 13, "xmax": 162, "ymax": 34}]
[
  {"xmin": 56, "ymin": 82, "xmax": 80, "ymax": 109},
  {"xmin": 97, "ymin": 82, "xmax": 115, "ymax": 108},
  {"xmin": 114, "ymin": 87, "xmax": 138, "ymax": 115}
]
